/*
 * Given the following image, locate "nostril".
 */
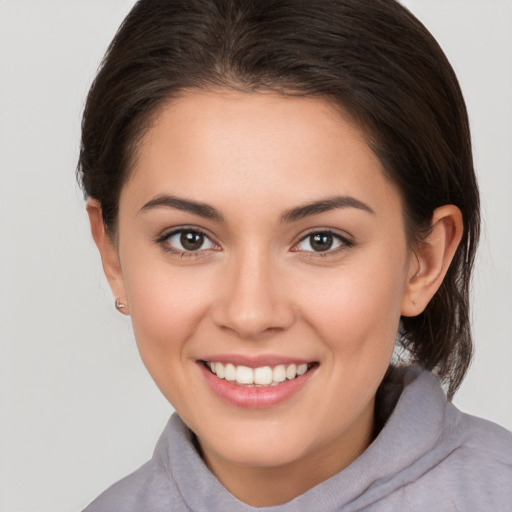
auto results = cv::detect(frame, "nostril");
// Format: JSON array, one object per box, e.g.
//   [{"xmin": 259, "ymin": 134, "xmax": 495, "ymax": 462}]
[
  {"xmin": 209, "ymin": 263, "xmax": 296, "ymax": 338},
  {"xmin": 211, "ymin": 304, "xmax": 295, "ymax": 339}
]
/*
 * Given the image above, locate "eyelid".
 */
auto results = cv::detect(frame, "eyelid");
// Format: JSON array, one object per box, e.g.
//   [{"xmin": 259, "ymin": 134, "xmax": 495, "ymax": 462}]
[
  {"xmin": 291, "ymin": 228, "xmax": 354, "ymax": 254},
  {"xmin": 155, "ymin": 225, "xmax": 221, "ymax": 256}
]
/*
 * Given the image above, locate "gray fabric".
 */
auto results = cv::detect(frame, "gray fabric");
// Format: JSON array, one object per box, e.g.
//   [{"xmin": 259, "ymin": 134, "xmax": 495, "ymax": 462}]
[{"xmin": 83, "ymin": 368, "xmax": 512, "ymax": 511}]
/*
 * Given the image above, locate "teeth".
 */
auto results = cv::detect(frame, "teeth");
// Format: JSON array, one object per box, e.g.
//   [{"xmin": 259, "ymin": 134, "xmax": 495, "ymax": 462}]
[
  {"xmin": 273, "ymin": 364, "xmax": 286, "ymax": 383},
  {"xmin": 286, "ymin": 364, "xmax": 297, "ymax": 380},
  {"xmin": 225, "ymin": 363, "xmax": 236, "ymax": 381},
  {"xmin": 215, "ymin": 362, "xmax": 225, "ymax": 379},
  {"xmin": 254, "ymin": 366, "xmax": 273, "ymax": 385},
  {"xmin": 297, "ymin": 364, "xmax": 308, "ymax": 376},
  {"xmin": 236, "ymin": 365, "xmax": 254, "ymax": 385},
  {"xmin": 206, "ymin": 361, "xmax": 311, "ymax": 386}
]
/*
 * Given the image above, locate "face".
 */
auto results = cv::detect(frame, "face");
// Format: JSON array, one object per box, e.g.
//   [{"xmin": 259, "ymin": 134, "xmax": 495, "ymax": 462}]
[{"xmin": 105, "ymin": 89, "xmax": 418, "ymax": 497}]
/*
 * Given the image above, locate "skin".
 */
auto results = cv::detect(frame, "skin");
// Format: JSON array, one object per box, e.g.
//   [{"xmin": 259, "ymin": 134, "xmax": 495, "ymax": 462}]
[{"xmin": 88, "ymin": 89, "xmax": 463, "ymax": 506}]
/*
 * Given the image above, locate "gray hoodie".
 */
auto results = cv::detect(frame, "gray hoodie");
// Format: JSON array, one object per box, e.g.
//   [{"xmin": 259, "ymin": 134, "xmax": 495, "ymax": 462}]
[{"xmin": 83, "ymin": 368, "xmax": 512, "ymax": 511}]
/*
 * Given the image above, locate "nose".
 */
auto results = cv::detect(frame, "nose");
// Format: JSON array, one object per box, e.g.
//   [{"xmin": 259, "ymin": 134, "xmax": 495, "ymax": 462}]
[{"xmin": 211, "ymin": 250, "xmax": 296, "ymax": 339}]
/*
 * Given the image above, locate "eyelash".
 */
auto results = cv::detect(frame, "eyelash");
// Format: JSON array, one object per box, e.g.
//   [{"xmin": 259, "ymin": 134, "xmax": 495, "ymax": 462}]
[
  {"xmin": 292, "ymin": 229, "xmax": 354, "ymax": 257},
  {"xmin": 155, "ymin": 227, "xmax": 354, "ymax": 259},
  {"xmin": 156, "ymin": 227, "xmax": 219, "ymax": 259}
]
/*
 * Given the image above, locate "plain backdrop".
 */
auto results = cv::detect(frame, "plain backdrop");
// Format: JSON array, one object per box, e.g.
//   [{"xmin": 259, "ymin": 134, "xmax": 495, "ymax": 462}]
[{"xmin": 1, "ymin": 1, "xmax": 511, "ymax": 510}]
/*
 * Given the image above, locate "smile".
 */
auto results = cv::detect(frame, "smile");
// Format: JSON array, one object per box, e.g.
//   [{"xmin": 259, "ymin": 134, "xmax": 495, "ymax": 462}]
[
  {"xmin": 204, "ymin": 361, "xmax": 311, "ymax": 387},
  {"xmin": 199, "ymin": 358, "xmax": 318, "ymax": 408}
]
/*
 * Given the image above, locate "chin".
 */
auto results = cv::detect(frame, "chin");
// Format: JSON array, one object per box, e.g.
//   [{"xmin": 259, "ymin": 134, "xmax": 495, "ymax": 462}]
[
  {"xmin": 194, "ymin": 413, "xmax": 323, "ymax": 468},
  {"xmin": 205, "ymin": 435, "xmax": 310, "ymax": 469}
]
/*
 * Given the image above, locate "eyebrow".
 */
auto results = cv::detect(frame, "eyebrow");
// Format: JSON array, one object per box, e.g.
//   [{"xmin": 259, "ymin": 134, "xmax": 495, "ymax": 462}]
[
  {"xmin": 140, "ymin": 193, "xmax": 374, "ymax": 223},
  {"xmin": 281, "ymin": 196, "xmax": 374, "ymax": 223},
  {"xmin": 140, "ymin": 195, "xmax": 224, "ymax": 221}
]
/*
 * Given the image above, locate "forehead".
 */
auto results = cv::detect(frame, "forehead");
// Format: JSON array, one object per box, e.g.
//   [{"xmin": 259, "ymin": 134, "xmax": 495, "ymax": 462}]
[{"xmin": 123, "ymin": 89, "xmax": 402, "ymax": 220}]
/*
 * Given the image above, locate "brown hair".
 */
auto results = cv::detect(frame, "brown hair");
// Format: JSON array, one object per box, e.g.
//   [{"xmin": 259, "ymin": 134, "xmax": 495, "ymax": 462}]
[{"xmin": 77, "ymin": 0, "xmax": 480, "ymax": 397}]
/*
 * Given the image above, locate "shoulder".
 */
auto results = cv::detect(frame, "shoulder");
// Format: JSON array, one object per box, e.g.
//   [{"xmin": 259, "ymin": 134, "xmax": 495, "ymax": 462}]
[
  {"xmin": 414, "ymin": 410, "xmax": 512, "ymax": 510},
  {"xmin": 373, "ymin": 368, "xmax": 512, "ymax": 510},
  {"xmin": 82, "ymin": 458, "xmax": 187, "ymax": 512},
  {"xmin": 399, "ymin": 370, "xmax": 512, "ymax": 509},
  {"xmin": 82, "ymin": 413, "xmax": 223, "ymax": 512},
  {"xmin": 453, "ymin": 406, "xmax": 512, "ymax": 460},
  {"xmin": 446, "ymin": 407, "xmax": 512, "ymax": 495}
]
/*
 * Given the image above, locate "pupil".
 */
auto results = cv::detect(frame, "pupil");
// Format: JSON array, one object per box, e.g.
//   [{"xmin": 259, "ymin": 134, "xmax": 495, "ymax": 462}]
[
  {"xmin": 180, "ymin": 231, "xmax": 203, "ymax": 251},
  {"xmin": 311, "ymin": 233, "xmax": 333, "ymax": 251}
]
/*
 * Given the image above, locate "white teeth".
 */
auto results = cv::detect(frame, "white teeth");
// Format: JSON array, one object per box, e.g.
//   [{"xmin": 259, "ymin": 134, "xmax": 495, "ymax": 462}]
[
  {"xmin": 286, "ymin": 364, "xmax": 297, "ymax": 380},
  {"xmin": 207, "ymin": 361, "xmax": 312, "ymax": 386},
  {"xmin": 236, "ymin": 365, "xmax": 254, "ymax": 385},
  {"xmin": 224, "ymin": 363, "xmax": 236, "ymax": 381},
  {"xmin": 254, "ymin": 366, "xmax": 273, "ymax": 385},
  {"xmin": 215, "ymin": 362, "xmax": 225, "ymax": 379},
  {"xmin": 273, "ymin": 364, "xmax": 286, "ymax": 383},
  {"xmin": 297, "ymin": 363, "xmax": 308, "ymax": 376}
]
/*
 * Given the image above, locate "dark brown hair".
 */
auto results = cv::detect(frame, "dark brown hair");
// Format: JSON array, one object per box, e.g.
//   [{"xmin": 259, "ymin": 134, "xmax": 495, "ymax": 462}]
[{"xmin": 77, "ymin": 0, "xmax": 480, "ymax": 397}]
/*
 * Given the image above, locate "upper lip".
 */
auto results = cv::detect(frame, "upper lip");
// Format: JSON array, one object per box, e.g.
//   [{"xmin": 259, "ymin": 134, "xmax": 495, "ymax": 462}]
[{"xmin": 198, "ymin": 354, "xmax": 315, "ymax": 368}]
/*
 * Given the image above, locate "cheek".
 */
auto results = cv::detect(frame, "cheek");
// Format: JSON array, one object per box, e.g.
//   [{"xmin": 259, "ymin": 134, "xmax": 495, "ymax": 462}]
[
  {"xmin": 122, "ymin": 263, "xmax": 218, "ymax": 410},
  {"xmin": 298, "ymin": 256, "xmax": 407, "ymax": 357},
  {"xmin": 122, "ymin": 258, "xmax": 213, "ymax": 363}
]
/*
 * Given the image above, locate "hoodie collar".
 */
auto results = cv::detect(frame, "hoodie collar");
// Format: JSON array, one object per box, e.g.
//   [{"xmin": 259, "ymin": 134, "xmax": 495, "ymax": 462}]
[{"xmin": 154, "ymin": 368, "xmax": 452, "ymax": 512}]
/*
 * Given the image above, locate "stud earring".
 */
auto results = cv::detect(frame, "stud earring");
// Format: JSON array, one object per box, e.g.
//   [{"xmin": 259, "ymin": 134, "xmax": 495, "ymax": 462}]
[
  {"xmin": 415, "ymin": 253, "xmax": 422, "ymax": 278},
  {"xmin": 115, "ymin": 297, "xmax": 129, "ymax": 314}
]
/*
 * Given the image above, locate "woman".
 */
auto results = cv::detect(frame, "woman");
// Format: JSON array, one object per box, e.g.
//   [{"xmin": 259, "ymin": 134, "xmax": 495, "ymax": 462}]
[{"xmin": 79, "ymin": 0, "xmax": 512, "ymax": 509}]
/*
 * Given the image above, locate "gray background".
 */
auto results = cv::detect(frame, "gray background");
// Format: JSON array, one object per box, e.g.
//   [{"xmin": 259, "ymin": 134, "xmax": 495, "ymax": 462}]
[{"xmin": 1, "ymin": 1, "xmax": 511, "ymax": 510}]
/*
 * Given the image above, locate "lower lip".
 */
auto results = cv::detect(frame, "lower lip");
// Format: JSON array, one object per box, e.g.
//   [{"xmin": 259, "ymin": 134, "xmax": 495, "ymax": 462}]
[{"xmin": 198, "ymin": 363, "xmax": 316, "ymax": 409}]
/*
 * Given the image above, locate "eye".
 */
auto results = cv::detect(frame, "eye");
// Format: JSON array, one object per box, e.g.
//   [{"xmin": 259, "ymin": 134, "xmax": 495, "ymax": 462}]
[
  {"xmin": 294, "ymin": 231, "xmax": 350, "ymax": 253},
  {"xmin": 161, "ymin": 228, "xmax": 217, "ymax": 253}
]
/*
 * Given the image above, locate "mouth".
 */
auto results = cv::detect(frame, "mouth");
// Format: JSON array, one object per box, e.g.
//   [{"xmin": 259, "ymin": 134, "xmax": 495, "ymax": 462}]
[{"xmin": 201, "ymin": 360, "xmax": 318, "ymax": 387}]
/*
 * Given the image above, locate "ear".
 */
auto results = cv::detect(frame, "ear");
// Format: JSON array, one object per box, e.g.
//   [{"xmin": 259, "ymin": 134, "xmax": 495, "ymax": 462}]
[
  {"xmin": 86, "ymin": 199, "xmax": 129, "ymax": 313},
  {"xmin": 401, "ymin": 205, "xmax": 463, "ymax": 317}
]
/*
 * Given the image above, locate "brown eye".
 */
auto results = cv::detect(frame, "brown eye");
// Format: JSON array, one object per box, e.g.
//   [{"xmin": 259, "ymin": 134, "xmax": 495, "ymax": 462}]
[
  {"xmin": 163, "ymin": 229, "xmax": 216, "ymax": 252},
  {"xmin": 180, "ymin": 231, "xmax": 204, "ymax": 251},
  {"xmin": 294, "ymin": 231, "xmax": 349, "ymax": 254},
  {"xmin": 310, "ymin": 233, "xmax": 334, "ymax": 252}
]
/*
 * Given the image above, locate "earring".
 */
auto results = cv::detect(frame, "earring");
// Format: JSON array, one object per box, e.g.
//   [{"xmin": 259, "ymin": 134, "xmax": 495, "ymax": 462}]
[
  {"xmin": 115, "ymin": 297, "xmax": 129, "ymax": 314},
  {"xmin": 415, "ymin": 253, "xmax": 422, "ymax": 278}
]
